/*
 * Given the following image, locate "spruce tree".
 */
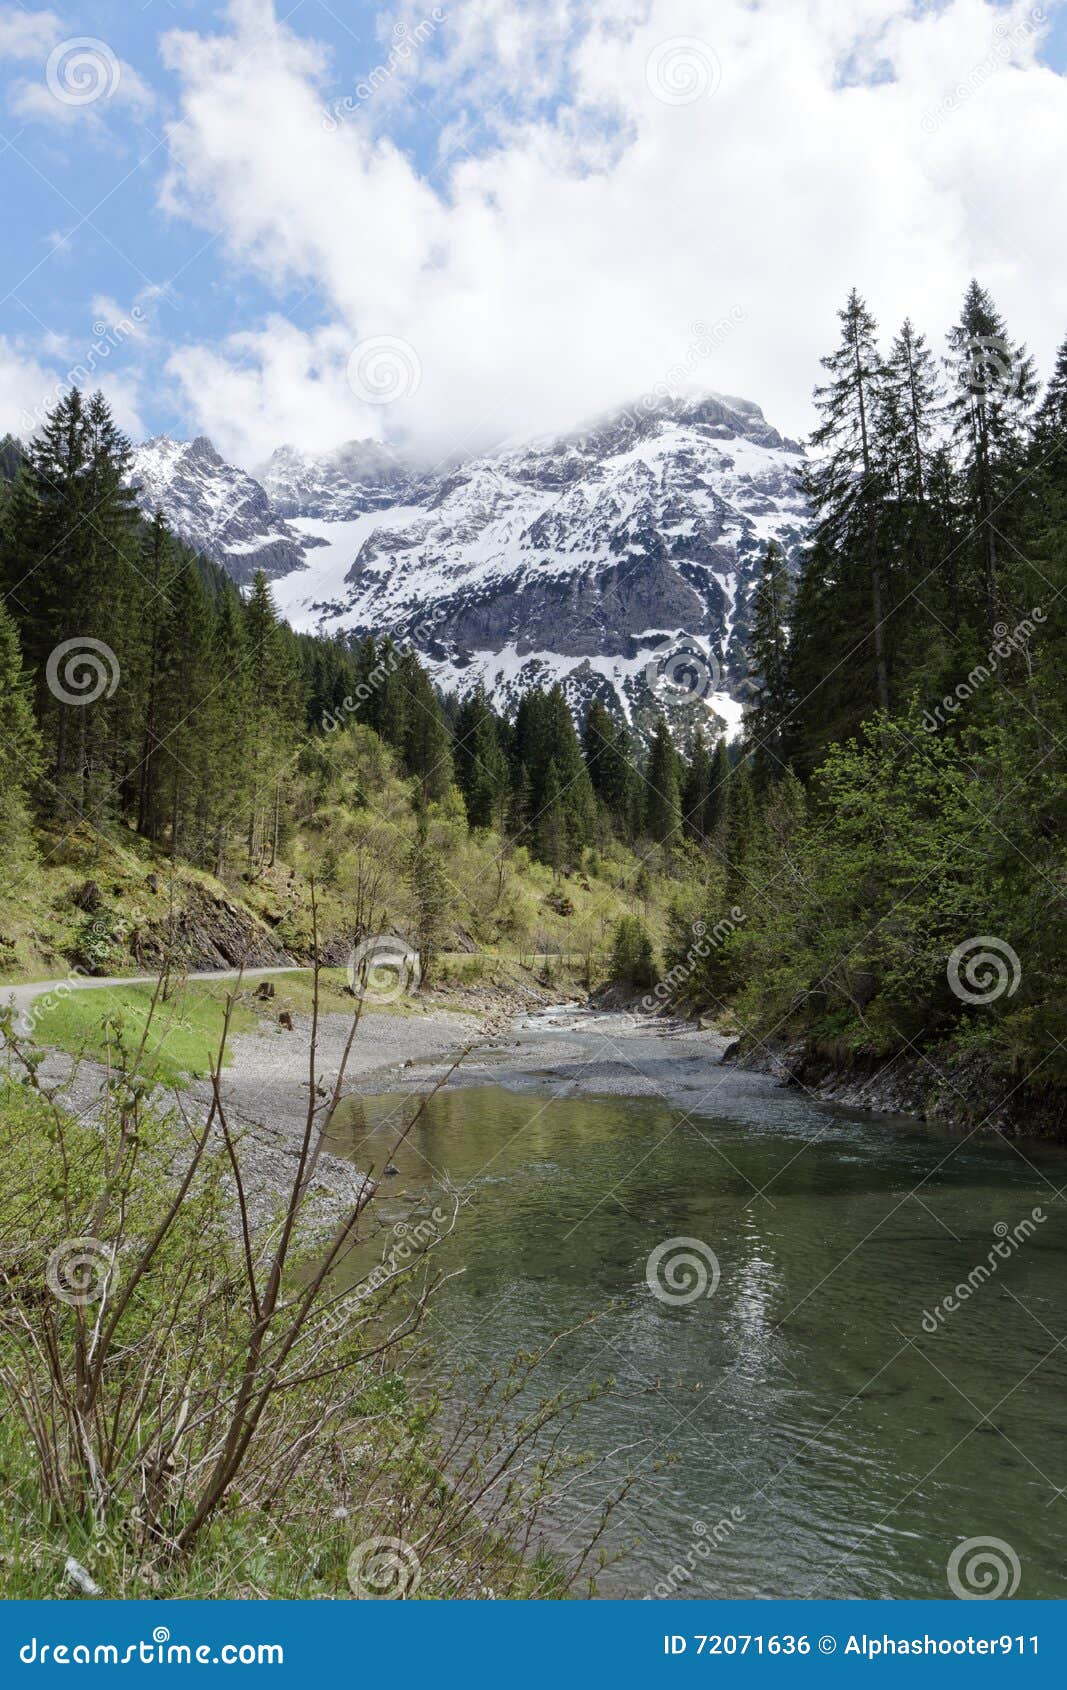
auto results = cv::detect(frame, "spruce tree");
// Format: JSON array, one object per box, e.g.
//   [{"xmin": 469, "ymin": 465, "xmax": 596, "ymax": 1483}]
[
  {"xmin": 745, "ymin": 541, "xmax": 793, "ymax": 785},
  {"xmin": 1033, "ymin": 333, "xmax": 1067, "ymax": 448},
  {"xmin": 201, "ymin": 587, "xmax": 251, "ymax": 872},
  {"xmin": 536, "ymin": 759, "xmax": 567, "ymax": 873},
  {"xmin": 243, "ymin": 572, "xmax": 290, "ymax": 870},
  {"xmin": 944, "ymin": 280, "xmax": 1037, "ymax": 634},
  {"xmin": 0, "ymin": 599, "xmax": 42, "ymax": 865},
  {"xmin": 803, "ymin": 289, "xmax": 891, "ymax": 712},
  {"xmin": 681, "ymin": 725, "xmax": 713, "ymax": 839},
  {"xmin": 134, "ymin": 513, "xmax": 177, "ymax": 838},
  {"xmin": 397, "ymin": 651, "xmax": 453, "ymax": 802},
  {"xmin": 156, "ymin": 563, "xmax": 213, "ymax": 861},
  {"xmin": 583, "ymin": 697, "xmax": 635, "ymax": 832},
  {"xmin": 454, "ymin": 689, "xmax": 508, "ymax": 829},
  {"xmin": 643, "ymin": 718, "xmax": 682, "ymax": 844}
]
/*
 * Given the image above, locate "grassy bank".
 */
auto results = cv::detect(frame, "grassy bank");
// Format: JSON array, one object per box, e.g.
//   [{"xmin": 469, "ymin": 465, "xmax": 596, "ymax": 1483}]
[{"xmin": 0, "ymin": 983, "xmax": 623, "ymax": 1601}]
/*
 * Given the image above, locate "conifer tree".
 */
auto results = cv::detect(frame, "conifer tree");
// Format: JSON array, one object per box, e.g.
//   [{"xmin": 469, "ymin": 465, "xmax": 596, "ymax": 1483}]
[
  {"xmin": 705, "ymin": 737, "xmax": 732, "ymax": 839},
  {"xmin": 944, "ymin": 280, "xmax": 1037, "ymax": 634},
  {"xmin": 201, "ymin": 587, "xmax": 251, "ymax": 872},
  {"xmin": 397, "ymin": 651, "xmax": 453, "ymax": 802},
  {"xmin": 723, "ymin": 756, "xmax": 758, "ymax": 896},
  {"xmin": 407, "ymin": 826, "xmax": 448, "ymax": 986},
  {"xmin": 134, "ymin": 513, "xmax": 178, "ymax": 838},
  {"xmin": 157, "ymin": 563, "xmax": 213, "ymax": 860},
  {"xmin": 681, "ymin": 725, "xmax": 713, "ymax": 839},
  {"xmin": 1033, "ymin": 333, "xmax": 1067, "ymax": 448},
  {"xmin": 745, "ymin": 541, "xmax": 793, "ymax": 785},
  {"xmin": 454, "ymin": 689, "xmax": 508, "ymax": 829},
  {"xmin": 0, "ymin": 599, "xmax": 42, "ymax": 865},
  {"xmin": 803, "ymin": 289, "xmax": 891, "ymax": 712},
  {"xmin": 243, "ymin": 572, "xmax": 291, "ymax": 870},
  {"xmin": 536, "ymin": 759, "xmax": 567, "ymax": 874},
  {"xmin": 582, "ymin": 698, "xmax": 634, "ymax": 832},
  {"xmin": 643, "ymin": 718, "xmax": 682, "ymax": 844}
]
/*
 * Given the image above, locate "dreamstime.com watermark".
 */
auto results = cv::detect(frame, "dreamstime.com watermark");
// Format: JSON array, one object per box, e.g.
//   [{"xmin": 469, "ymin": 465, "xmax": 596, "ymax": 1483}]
[
  {"xmin": 921, "ymin": 609, "xmax": 1045, "ymax": 732},
  {"xmin": 10, "ymin": 915, "xmax": 133, "ymax": 1039},
  {"xmin": 946, "ymin": 1535, "xmax": 1022, "ymax": 1600},
  {"xmin": 20, "ymin": 310, "xmax": 146, "ymax": 436},
  {"xmin": 347, "ymin": 1535, "xmax": 421, "ymax": 1598},
  {"xmin": 322, "ymin": 10, "xmax": 447, "ymax": 129},
  {"xmin": 644, "ymin": 640, "xmax": 722, "ymax": 708},
  {"xmin": 646, "ymin": 1237, "xmax": 720, "ymax": 1305},
  {"xmin": 45, "ymin": 1237, "xmax": 119, "ymax": 1307},
  {"xmin": 321, "ymin": 608, "xmax": 449, "ymax": 730},
  {"xmin": 355, "ymin": 1207, "xmax": 450, "ymax": 1302},
  {"xmin": 347, "ymin": 933, "xmax": 422, "ymax": 1002},
  {"xmin": 646, "ymin": 1511, "xmax": 746, "ymax": 1598},
  {"xmin": 44, "ymin": 36, "xmax": 120, "ymax": 107},
  {"xmin": 19, "ymin": 1627, "xmax": 283, "ymax": 1665},
  {"xmin": 642, "ymin": 908, "xmax": 745, "ymax": 1011},
  {"xmin": 45, "ymin": 637, "xmax": 121, "ymax": 707},
  {"xmin": 645, "ymin": 37, "xmax": 722, "ymax": 106},
  {"xmin": 615, "ymin": 310, "xmax": 747, "ymax": 440},
  {"xmin": 920, "ymin": 6, "xmax": 1046, "ymax": 134},
  {"xmin": 946, "ymin": 935, "xmax": 1021, "ymax": 1005},
  {"xmin": 920, "ymin": 1209, "xmax": 1045, "ymax": 1334}
]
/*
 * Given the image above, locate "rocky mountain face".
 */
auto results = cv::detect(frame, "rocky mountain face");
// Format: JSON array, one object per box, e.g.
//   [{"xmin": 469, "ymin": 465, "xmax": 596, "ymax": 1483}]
[
  {"xmin": 129, "ymin": 394, "xmax": 808, "ymax": 739},
  {"xmin": 129, "ymin": 435, "xmax": 314, "ymax": 584},
  {"xmin": 258, "ymin": 439, "xmax": 415, "ymax": 519}
]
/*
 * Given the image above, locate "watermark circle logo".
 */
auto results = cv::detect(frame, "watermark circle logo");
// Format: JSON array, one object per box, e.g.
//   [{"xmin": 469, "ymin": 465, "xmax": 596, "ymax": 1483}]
[
  {"xmin": 346, "ymin": 336, "xmax": 422, "ymax": 404},
  {"xmin": 946, "ymin": 936, "xmax": 1021, "ymax": 1005},
  {"xmin": 46, "ymin": 638, "xmax": 120, "ymax": 706},
  {"xmin": 646, "ymin": 1237, "xmax": 720, "ymax": 1305},
  {"xmin": 347, "ymin": 934, "xmax": 421, "ymax": 1004},
  {"xmin": 959, "ymin": 335, "xmax": 1015, "ymax": 396},
  {"xmin": 947, "ymin": 1536, "xmax": 1020, "ymax": 1599},
  {"xmin": 644, "ymin": 642, "xmax": 721, "ymax": 705},
  {"xmin": 45, "ymin": 1237, "xmax": 118, "ymax": 1307},
  {"xmin": 46, "ymin": 37, "xmax": 120, "ymax": 106},
  {"xmin": 347, "ymin": 1535, "xmax": 421, "ymax": 1599},
  {"xmin": 645, "ymin": 37, "xmax": 721, "ymax": 105}
]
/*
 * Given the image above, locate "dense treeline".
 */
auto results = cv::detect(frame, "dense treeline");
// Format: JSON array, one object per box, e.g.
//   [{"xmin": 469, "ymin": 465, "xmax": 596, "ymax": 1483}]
[
  {"xmin": 0, "ymin": 389, "xmax": 708, "ymax": 888},
  {"xmin": 2, "ymin": 277, "xmax": 1064, "ymax": 1102},
  {"xmin": 660, "ymin": 281, "xmax": 1066, "ymax": 1092}
]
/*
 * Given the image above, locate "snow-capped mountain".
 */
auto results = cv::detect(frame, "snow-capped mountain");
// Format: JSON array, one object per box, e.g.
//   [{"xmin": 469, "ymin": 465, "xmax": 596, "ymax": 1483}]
[
  {"xmin": 258, "ymin": 439, "xmax": 416, "ymax": 519},
  {"xmin": 130, "ymin": 435, "xmax": 316, "ymax": 584},
  {"xmin": 129, "ymin": 394, "xmax": 808, "ymax": 738}
]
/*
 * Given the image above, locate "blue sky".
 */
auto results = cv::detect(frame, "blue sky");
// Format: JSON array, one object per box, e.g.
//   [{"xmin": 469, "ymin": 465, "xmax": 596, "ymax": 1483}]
[{"xmin": 3, "ymin": 0, "xmax": 1066, "ymax": 466}]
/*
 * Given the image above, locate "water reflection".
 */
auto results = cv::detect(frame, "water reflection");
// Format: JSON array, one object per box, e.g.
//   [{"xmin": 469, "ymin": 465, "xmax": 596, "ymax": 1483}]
[{"xmin": 326, "ymin": 1078, "xmax": 1067, "ymax": 1599}]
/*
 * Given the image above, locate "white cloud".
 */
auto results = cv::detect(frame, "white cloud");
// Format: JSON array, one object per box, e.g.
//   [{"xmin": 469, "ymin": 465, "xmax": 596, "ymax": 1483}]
[
  {"xmin": 165, "ymin": 319, "xmax": 371, "ymax": 466},
  {"xmin": 0, "ymin": 332, "xmax": 146, "ymax": 444},
  {"xmin": 0, "ymin": 336, "xmax": 59, "ymax": 436},
  {"xmin": 3, "ymin": 11, "xmax": 154, "ymax": 126},
  {"xmin": 157, "ymin": 0, "xmax": 1067, "ymax": 466},
  {"xmin": 0, "ymin": 6, "xmax": 62, "ymax": 60}
]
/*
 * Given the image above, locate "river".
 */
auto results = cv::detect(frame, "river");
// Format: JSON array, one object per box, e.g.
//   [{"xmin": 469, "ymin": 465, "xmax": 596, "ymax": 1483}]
[{"xmin": 326, "ymin": 1009, "xmax": 1067, "ymax": 1600}]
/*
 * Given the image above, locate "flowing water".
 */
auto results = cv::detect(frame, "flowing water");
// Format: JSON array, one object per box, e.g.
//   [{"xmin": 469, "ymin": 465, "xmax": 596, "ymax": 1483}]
[{"xmin": 326, "ymin": 1017, "xmax": 1067, "ymax": 1600}]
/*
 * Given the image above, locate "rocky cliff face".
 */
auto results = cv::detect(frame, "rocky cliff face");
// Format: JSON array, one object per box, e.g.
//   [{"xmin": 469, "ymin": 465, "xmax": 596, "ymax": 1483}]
[
  {"xmin": 130, "ymin": 393, "xmax": 808, "ymax": 738},
  {"xmin": 129, "ymin": 435, "xmax": 313, "ymax": 584},
  {"xmin": 258, "ymin": 438, "xmax": 415, "ymax": 519}
]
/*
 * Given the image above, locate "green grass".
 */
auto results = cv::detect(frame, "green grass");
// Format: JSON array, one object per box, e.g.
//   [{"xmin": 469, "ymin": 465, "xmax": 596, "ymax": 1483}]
[{"xmin": 31, "ymin": 982, "xmax": 258, "ymax": 1085}]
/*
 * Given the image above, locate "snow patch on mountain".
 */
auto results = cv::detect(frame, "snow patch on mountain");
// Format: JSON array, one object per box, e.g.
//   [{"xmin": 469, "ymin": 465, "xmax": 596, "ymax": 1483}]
[
  {"xmin": 129, "ymin": 392, "xmax": 807, "ymax": 741},
  {"xmin": 130, "ymin": 436, "xmax": 315, "ymax": 584}
]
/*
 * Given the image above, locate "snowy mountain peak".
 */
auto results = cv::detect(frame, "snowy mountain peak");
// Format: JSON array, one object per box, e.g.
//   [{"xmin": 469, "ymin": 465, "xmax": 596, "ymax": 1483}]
[
  {"xmin": 129, "ymin": 391, "xmax": 809, "ymax": 738},
  {"xmin": 130, "ymin": 435, "xmax": 311, "ymax": 584},
  {"xmin": 258, "ymin": 437, "xmax": 415, "ymax": 520}
]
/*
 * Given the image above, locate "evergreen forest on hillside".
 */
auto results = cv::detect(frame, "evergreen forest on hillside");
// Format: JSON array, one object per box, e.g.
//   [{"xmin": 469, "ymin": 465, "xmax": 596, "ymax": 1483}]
[{"xmin": 0, "ymin": 278, "xmax": 1064, "ymax": 1099}]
